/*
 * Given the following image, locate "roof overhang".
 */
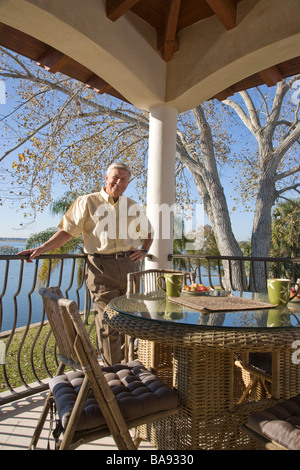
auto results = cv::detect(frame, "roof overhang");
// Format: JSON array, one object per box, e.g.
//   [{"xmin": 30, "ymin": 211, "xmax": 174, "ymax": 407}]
[{"xmin": 0, "ymin": 0, "xmax": 299, "ymax": 112}]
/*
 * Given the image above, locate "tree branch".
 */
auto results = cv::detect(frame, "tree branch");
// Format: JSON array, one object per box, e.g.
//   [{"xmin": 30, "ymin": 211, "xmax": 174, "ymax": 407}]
[
  {"xmin": 276, "ymin": 183, "xmax": 300, "ymax": 197},
  {"xmin": 273, "ymin": 122, "xmax": 300, "ymax": 163},
  {"xmin": 0, "ymin": 68, "xmax": 149, "ymax": 132},
  {"xmin": 0, "ymin": 118, "xmax": 52, "ymax": 162},
  {"xmin": 275, "ymin": 162, "xmax": 300, "ymax": 181},
  {"xmin": 239, "ymin": 90, "xmax": 261, "ymax": 131},
  {"xmin": 222, "ymin": 97, "xmax": 255, "ymax": 134}
]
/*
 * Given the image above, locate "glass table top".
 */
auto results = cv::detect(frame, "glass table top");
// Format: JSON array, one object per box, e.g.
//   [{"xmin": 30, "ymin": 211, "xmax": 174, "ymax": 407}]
[{"xmin": 109, "ymin": 290, "xmax": 300, "ymax": 329}]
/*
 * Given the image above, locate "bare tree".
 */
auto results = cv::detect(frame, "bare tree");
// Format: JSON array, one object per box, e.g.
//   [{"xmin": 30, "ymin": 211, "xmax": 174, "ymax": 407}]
[
  {"xmin": 224, "ymin": 80, "xmax": 300, "ymax": 288},
  {"xmin": 0, "ymin": 48, "xmax": 299, "ymax": 290}
]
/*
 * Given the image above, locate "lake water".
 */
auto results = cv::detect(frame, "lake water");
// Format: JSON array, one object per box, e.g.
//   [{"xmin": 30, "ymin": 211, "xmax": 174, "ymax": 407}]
[
  {"xmin": 0, "ymin": 241, "xmax": 86, "ymax": 333},
  {"xmin": 0, "ymin": 241, "xmax": 219, "ymax": 333}
]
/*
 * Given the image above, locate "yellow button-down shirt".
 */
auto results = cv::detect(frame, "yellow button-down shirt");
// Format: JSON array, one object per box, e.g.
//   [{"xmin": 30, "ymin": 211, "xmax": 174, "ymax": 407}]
[{"xmin": 58, "ymin": 188, "xmax": 152, "ymax": 254}]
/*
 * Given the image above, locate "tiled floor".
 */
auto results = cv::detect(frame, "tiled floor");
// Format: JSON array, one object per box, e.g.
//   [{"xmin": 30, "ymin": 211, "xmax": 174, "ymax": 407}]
[{"xmin": 0, "ymin": 391, "xmax": 154, "ymax": 451}]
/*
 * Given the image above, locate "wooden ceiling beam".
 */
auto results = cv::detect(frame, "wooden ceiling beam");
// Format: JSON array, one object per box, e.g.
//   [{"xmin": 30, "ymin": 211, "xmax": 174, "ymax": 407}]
[
  {"xmin": 0, "ymin": 22, "xmax": 129, "ymax": 103},
  {"xmin": 214, "ymin": 86, "xmax": 235, "ymax": 101},
  {"xmin": 258, "ymin": 66, "xmax": 283, "ymax": 87},
  {"xmin": 48, "ymin": 55, "xmax": 70, "ymax": 73},
  {"xmin": 162, "ymin": 0, "xmax": 181, "ymax": 62},
  {"xmin": 106, "ymin": 0, "xmax": 140, "ymax": 22},
  {"xmin": 37, "ymin": 49, "xmax": 71, "ymax": 73},
  {"xmin": 205, "ymin": 0, "xmax": 237, "ymax": 30},
  {"xmin": 85, "ymin": 74, "xmax": 112, "ymax": 94}
]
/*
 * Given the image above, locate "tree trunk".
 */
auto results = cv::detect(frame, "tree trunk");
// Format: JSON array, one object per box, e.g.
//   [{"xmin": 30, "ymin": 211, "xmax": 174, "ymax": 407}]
[
  {"xmin": 192, "ymin": 172, "xmax": 247, "ymax": 290},
  {"xmin": 222, "ymin": 81, "xmax": 300, "ymax": 292},
  {"xmin": 183, "ymin": 106, "xmax": 246, "ymax": 290},
  {"xmin": 249, "ymin": 149, "xmax": 277, "ymax": 291}
]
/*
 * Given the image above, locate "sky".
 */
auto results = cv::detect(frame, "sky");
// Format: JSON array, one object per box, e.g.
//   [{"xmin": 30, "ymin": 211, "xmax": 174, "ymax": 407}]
[
  {"xmin": 0, "ymin": 73, "xmax": 255, "ymax": 242},
  {"xmin": 0, "ymin": 171, "xmax": 254, "ymax": 242},
  {"xmin": 0, "ymin": 194, "xmax": 254, "ymax": 242}
]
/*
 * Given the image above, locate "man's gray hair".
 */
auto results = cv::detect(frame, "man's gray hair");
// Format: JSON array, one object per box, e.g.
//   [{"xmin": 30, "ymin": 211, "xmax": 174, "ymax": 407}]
[{"xmin": 106, "ymin": 162, "xmax": 131, "ymax": 178}]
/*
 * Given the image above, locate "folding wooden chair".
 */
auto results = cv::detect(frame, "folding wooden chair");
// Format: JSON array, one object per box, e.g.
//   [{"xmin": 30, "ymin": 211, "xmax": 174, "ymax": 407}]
[
  {"xmin": 29, "ymin": 286, "xmax": 81, "ymax": 450},
  {"xmin": 31, "ymin": 288, "xmax": 179, "ymax": 450},
  {"xmin": 126, "ymin": 269, "xmax": 195, "ymax": 382},
  {"xmin": 234, "ymin": 351, "xmax": 275, "ymax": 403}
]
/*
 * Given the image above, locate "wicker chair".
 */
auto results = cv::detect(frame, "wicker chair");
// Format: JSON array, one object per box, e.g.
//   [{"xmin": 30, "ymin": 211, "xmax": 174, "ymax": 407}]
[
  {"xmin": 127, "ymin": 268, "xmax": 194, "ymax": 295},
  {"xmin": 241, "ymin": 394, "xmax": 300, "ymax": 450},
  {"xmin": 126, "ymin": 269, "xmax": 195, "ymax": 382},
  {"xmin": 31, "ymin": 288, "xmax": 179, "ymax": 450}
]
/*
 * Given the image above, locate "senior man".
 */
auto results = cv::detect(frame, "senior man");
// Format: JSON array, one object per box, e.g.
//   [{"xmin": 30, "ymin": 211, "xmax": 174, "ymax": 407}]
[{"xmin": 19, "ymin": 162, "xmax": 153, "ymax": 365}]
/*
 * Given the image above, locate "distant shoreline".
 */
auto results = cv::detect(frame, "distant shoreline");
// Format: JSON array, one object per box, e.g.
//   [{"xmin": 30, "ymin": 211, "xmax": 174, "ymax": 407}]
[{"xmin": 0, "ymin": 238, "xmax": 27, "ymax": 242}]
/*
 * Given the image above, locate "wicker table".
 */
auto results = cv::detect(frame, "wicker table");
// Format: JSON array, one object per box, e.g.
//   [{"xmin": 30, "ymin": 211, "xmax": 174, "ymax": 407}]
[{"xmin": 104, "ymin": 291, "xmax": 300, "ymax": 450}]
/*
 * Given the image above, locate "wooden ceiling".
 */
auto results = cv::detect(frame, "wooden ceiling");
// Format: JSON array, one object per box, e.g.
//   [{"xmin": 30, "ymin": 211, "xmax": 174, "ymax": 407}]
[
  {"xmin": 0, "ymin": 0, "xmax": 300, "ymax": 104},
  {"xmin": 107, "ymin": 0, "xmax": 244, "ymax": 62},
  {"xmin": 0, "ymin": 21, "xmax": 129, "ymax": 103}
]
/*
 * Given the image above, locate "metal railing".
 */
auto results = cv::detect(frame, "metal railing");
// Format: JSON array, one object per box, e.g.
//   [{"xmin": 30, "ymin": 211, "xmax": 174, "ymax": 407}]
[
  {"xmin": 170, "ymin": 254, "xmax": 300, "ymax": 292},
  {"xmin": 0, "ymin": 253, "xmax": 93, "ymax": 404},
  {"xmin": 0, "ymin": 252, "xmax": 299, "ymax": 404}
]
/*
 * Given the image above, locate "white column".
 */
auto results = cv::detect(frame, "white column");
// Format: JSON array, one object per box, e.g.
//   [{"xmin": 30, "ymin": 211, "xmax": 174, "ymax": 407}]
[{"xmin": 145, "ymin": 105, "xmax": 178, "ymax": 270}]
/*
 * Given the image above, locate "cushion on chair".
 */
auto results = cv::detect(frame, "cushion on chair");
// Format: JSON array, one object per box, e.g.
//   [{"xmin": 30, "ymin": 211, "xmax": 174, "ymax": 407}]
[
  {"xmin": 245, "ymin": 395, "xmax": 300, "ymax": 450},
  {"xmin": 49, "ymin": 360, "xmax": 178, "ymax": 432},
  {"xmin": 248, "ymin": 352, "xmax": 272, "ymax": 376}
]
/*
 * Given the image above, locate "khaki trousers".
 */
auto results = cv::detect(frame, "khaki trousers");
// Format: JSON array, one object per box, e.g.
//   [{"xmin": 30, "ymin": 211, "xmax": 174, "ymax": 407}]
[{"xmin": 86, "ymin": 255, "xmax": 138, "ymax": 366}]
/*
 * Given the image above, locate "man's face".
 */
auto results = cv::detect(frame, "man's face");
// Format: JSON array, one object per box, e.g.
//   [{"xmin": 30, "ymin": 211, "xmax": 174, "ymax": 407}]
[{"xmin": 105, "ymin": 168, "xmax": 130, "ymax": 199}]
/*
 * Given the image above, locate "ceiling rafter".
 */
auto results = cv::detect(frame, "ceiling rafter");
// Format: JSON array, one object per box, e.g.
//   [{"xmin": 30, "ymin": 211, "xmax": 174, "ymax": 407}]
[
  {"xmin": 204, "ymin": 0, "xmax": 237, "ymax": 30},
  {"xmin": 37, "ymin": 48, "xmax": 71, "ymax": 73},
  {"xmin": 1, "ymin": 2, "xmax": 299, "ymax": 105},
  {"xmin": 258, "ymin": 66, "xmax": 283, "ymax": 87},
  {"xmin": 0, "ymin": 22, "xmax": 128, "ymax": 102},
  {"xmin": 161, "ymin": 0, "xmax": 181, "ymax": 62},
  {"xmin": 106, "ymin": 0, "xmax": 140, "ymax": 22},
  {"xmin": 85, "ymin": 74, "xmax": 112, "ymax": 94},
  {"xmin": 214, "ymin": 86, "xmax": 235, "ymax": 101}
]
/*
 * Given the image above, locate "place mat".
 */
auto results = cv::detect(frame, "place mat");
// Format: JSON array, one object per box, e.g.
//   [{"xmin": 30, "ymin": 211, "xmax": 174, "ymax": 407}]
[{"xmin": 168, "ymin": 295, "xmax": 276, "ymax": 313}]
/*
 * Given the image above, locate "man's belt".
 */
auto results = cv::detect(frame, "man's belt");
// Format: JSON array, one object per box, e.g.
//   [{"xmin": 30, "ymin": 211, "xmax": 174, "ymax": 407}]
[{"xmin": 92, "ymin": 251, "xmax": 133, "ymax": 259}]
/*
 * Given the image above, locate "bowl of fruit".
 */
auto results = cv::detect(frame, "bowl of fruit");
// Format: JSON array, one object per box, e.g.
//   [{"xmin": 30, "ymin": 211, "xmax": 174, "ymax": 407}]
[
  {"xmin": 290, "ymin": 284, "xmax": 300, "ymax": 302},
  {"xmin": 182, "ymin": 283, "xmax": 211, "ymax": 295}
]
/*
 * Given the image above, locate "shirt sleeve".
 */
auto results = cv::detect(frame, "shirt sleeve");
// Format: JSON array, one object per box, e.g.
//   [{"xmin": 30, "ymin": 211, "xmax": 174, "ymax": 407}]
[{"xmin": 57, "ymin": 196, "xmax": 86, "ymax": 237}]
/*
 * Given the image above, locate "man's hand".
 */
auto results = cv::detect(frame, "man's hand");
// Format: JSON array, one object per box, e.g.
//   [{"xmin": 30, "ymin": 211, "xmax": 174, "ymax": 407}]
[
  {"xmin": 17, "ymin": 247, "xmax": 43, "ymax": 263},
  {"xmin": 17, "ymin": 230, "xmax": 73, "ymax": 263},
  {"xmin": 129, "ymin": 248, "xmax": 148, "ymax": 263}
]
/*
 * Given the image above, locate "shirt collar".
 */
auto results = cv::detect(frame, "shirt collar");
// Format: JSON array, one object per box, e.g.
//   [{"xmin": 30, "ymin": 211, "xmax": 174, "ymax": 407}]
[{"xmin": 100, "ymin": 187, "xmax": 121, "ymax": 205}]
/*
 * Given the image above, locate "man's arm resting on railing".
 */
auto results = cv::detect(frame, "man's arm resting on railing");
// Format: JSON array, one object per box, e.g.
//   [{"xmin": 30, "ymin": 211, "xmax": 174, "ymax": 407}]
[{"xmin": 17, "ymin": 230, "xmax": 74, "ymax": 263}]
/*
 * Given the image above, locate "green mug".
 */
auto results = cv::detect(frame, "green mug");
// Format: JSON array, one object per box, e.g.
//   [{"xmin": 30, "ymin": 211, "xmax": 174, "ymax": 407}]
[
  {"xmin": 156, "ymin": 273, "xmax": 184, "ymax": 297},
  {"xmin": 267, "ymin": 308, "xmax": 291, "ymax": 327},
  {"xmin": 267, "ymin": 278, "xmax": 300, "ymax": 306},
  {"xmin": 156, "ymin": 298, "xmax": 183, "ymax": 320}
]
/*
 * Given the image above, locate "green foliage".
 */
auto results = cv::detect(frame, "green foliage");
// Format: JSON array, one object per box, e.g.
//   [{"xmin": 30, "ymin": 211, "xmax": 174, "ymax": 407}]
[
  {"xmin": 0, "ymin": 324, "xmax": 57, "ymax": 391},
  {"xmin": 271, "ymin": 198, "xmax": 300, "ymax": 258},
  {"xmin": 26, "ymin": 228, "xmax": 58, "ymax": 249},
  {"xmin": 26, "ymin": 226, "xmax": 84, "ymax": 286},
  {"xmin": 270, "ymin": 198, "xmax": 300, "ymax": 279},
  {"xmin": 50, "ymin": 191, "xmax": 80, "ymax": 215},
  {"xmin": 0, "ymin": 318, "xmax": 97, "ymax": 392},
  {"xmin": 173, "ymin": 223, "xmax": 221, "ymax": 270}
]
